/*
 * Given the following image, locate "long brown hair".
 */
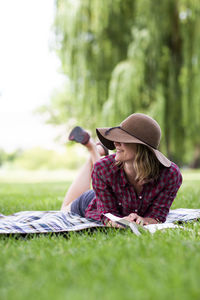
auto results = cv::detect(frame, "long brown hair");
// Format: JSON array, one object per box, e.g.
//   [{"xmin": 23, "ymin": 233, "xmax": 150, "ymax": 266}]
[
  {"xmin": 134, "ymin": 144, "xmax": 160, "ymax": 183},
  {"xmin": 115, "ymin": 143, "xmax": 160, "ymax": 183}
]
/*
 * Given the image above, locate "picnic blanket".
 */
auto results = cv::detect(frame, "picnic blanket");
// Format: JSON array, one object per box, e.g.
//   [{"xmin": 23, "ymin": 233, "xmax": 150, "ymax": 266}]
[{"xmin": 0, "ymin": 208, "xmax": 199, "ymax": 235}]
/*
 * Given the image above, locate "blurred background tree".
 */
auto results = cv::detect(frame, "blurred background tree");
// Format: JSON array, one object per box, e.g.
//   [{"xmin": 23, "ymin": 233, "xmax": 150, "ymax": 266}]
[
  {"xmin": 40, "ymin": 0, "xmax": 136, "ymax": 128},
  {"xmin": 39, "ymin": 0, "xmax": 200, "ymax": 167}
]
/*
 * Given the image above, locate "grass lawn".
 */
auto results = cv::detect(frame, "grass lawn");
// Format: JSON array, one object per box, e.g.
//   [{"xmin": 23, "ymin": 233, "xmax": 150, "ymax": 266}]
[{"xmin": 0, "ymin": 170, "xmax": 200, "ymax": 300}]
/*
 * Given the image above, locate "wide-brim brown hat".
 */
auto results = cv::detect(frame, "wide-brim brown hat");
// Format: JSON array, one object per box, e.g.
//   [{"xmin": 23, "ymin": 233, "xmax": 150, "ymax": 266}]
[{"xmin": 96, "ymin": 113, "xmax": 171, "ymax": 167}]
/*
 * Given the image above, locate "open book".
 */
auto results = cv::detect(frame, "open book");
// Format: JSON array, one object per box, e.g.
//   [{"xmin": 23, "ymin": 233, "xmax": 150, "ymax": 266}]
[{"xmin": 104, "ymin": 213, "xmax": 182, "ymax": 235}]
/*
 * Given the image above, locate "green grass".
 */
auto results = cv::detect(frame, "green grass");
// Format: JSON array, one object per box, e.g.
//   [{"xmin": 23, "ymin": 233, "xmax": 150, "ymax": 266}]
[{"xmin": 0, "ymin": 170, "xmax": 200, "ymax": 300}]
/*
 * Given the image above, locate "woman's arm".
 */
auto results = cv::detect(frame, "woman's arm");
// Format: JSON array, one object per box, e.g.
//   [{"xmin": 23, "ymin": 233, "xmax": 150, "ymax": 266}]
[
  {"xmin": 86, "ymin": 160, "xmax": 121, "ymax": 224},
  {"xmin": 144, "ymin": 164, "xmax": 183, "ymax": 223}
]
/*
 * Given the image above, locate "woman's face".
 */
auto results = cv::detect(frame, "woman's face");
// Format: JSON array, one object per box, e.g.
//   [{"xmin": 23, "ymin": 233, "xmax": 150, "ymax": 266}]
[{"xmin": 114, "ymin": 142, "xmax": 137, "ymax": 163}]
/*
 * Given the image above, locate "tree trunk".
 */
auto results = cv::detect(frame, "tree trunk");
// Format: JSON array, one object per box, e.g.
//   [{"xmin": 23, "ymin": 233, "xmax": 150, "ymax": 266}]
[{"xmin": 189, "ymin": 144, "xmax": 200, "ymax": 168}]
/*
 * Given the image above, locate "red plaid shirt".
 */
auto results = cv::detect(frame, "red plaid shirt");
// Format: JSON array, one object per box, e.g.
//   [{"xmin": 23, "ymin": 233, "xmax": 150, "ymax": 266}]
[{"xmin": 85, "ymin": 154, "xmax": 182, "ymax": 224}]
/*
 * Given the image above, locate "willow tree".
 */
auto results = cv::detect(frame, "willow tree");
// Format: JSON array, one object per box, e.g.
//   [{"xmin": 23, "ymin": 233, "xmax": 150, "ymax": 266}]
[
  {"xmin": 180, "ymin": 0, "xmax": 200, "ymax": 167},
  {"xmin": 103, "ymin": 0, "xmax": 200, "ymax": 165},
  {"xmin": 52, "ymin": 0, "xmax": 136, "ymax": 128}
]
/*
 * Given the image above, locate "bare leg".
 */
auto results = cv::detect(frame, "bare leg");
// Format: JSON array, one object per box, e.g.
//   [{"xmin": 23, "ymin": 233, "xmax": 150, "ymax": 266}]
[
  {"xmin": 61, "ymin": 158, "xmax": 93, "ymax": 211},
  {"xmin": 61, "ymin": 139, "xmax": 104, "ymax": 211}
]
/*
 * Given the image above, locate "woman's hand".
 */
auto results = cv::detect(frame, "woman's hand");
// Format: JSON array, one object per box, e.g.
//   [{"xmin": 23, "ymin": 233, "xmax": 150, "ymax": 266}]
[
  {"xmin": 124, "ymin": 213, "xmax": 152, "ymax": 226},
  {"xmin": 106, "ymin": 220, "xmax": 124, "ymax": 228},
  {"xmin": 124, "ymin": 213, "xmax": 148, "ymax": 225}
]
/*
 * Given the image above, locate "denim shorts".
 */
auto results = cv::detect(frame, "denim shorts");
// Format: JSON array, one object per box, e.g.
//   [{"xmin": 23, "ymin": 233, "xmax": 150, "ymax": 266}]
[{"xmin": 71, "ymin": 190, "xmax": 95, "ymax": 217}]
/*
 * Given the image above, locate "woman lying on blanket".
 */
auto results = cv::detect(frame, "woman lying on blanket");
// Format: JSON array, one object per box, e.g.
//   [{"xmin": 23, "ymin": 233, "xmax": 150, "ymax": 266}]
[{"xmin": 61, "ymin": 113, "xmax": 182, "ymax": 227}]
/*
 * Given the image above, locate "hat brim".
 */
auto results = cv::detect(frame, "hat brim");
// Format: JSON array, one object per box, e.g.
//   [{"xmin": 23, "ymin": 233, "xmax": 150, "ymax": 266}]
[{"xmin": 96, "ymin": 127, "xmax": 171, "ymax": 167}]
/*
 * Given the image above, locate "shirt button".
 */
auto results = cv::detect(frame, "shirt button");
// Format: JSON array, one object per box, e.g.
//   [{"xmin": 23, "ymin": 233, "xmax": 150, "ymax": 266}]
[
  {"xmin": 135, "ymin": 209, "xmax": 138, "ymax": 212},
  {"xmin": 139, "ymin": 196, "xmax": 142, "ymax": 199},
  {"xmin": 118, "ymin": 202, "xmax": 122, "ymax": 206}
]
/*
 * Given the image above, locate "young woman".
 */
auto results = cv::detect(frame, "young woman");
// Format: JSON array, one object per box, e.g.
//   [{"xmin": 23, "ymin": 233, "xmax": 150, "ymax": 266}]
[{"xmin": 61, "ymin": 113, "xmax": 182, "ymax": 227}]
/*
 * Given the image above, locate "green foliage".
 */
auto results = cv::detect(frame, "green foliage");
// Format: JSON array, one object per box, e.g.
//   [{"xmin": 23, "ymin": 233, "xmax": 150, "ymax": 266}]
[
  {"xmin": 0, "ymin": 148, "xmax": 22, "ymax": 167},
  {"xmin": 51, "ymin": 0, "xmax": 136, "ymax": 128},
  {"xmin": 104, "ymin": 0, "xmax": 200, "ymax": 164},
  {"xmin": 0, "ymin": 149, "xmax": 6, "ymax": 166},
  {"xmin": 0, "ymin": 170, "xmax": 200, "ymax": 300},
  {"xmin": 103, "ymin": 28, "xmax": 151, "ymax": 125}
]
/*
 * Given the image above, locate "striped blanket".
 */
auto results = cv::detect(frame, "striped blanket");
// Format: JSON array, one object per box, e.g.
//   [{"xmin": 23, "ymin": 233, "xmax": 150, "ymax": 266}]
[{"xmin": 0, "ymin": 208, "xmax": 199, "ymax": 235}]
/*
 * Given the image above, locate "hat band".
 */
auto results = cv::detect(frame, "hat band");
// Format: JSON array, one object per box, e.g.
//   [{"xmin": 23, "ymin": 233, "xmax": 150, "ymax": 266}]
[{"xmin": 105, "ymin": 126, "xmax": 157, "ymax": 149}]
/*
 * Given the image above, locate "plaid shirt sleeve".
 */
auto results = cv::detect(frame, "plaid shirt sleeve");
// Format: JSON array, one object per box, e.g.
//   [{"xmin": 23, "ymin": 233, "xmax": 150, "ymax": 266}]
[
  {"xmin": 88, "ymin": 161, "xmax": 121, "ymax": 224},
  {"xmin": 144, "ymin": 163, "xmax": 182, "ymax": 222}
]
